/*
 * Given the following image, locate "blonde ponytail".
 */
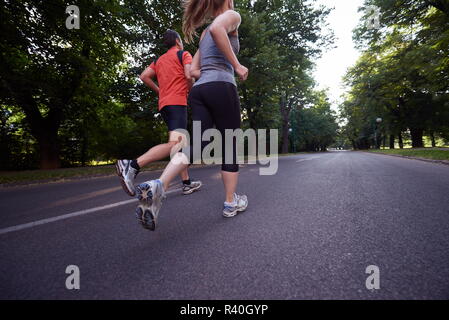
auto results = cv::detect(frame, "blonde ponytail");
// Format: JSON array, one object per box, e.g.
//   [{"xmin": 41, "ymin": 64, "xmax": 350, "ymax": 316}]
[{"xmin": 182, "ymin": 0, "xmax": 226, "ymax": 43}]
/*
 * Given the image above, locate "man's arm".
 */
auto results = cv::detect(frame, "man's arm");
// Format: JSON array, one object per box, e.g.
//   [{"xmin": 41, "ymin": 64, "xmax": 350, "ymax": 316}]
[{"xmin": 140, "ymin": 65, "xmax": 159, "ymax": 94}]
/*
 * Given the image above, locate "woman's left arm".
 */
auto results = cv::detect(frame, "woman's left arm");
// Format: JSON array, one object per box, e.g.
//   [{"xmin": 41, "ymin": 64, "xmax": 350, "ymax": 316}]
[{"xmin": 209, "ymin": 10, "xmax": 248, "ymax": 81}]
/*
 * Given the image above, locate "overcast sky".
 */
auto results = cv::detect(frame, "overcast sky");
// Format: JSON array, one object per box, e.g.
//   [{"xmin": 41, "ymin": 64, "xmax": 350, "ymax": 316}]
[{"xmin": 312, "ymin": 0, "xmax": 365, "ymax": 110}]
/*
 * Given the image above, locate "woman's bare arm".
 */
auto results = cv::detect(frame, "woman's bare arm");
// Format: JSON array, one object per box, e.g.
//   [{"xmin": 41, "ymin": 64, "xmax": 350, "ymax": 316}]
[
  {"xmin": 209, "ymin": 10, "xmax": 248, "ymax": 81},
  {"xmin": 190, "ymin": 29, "xmax": 207, "ymax": 80},
  {"xmin": 190, "ymin": 50, "xmax": 201, "ymax": 80},
  {"xmin": 184, "ymin": 63, "xmax": 193, "ymax": 90}
]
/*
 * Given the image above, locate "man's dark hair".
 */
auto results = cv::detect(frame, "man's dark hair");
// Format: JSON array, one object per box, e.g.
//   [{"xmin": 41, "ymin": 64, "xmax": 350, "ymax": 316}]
[{"xmin": 163, "ymin": 30, "xmax": 181, "ymax": 49}]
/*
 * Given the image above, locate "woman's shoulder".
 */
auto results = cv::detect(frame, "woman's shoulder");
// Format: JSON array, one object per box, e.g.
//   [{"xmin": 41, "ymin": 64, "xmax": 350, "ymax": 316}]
[
  {"xmin": 213, "ymin": 9, "xmax": 241, "ymax": 31},
  {"xmin": 222, "ymin": 9, "xmax": 241, "ymax": 20}
]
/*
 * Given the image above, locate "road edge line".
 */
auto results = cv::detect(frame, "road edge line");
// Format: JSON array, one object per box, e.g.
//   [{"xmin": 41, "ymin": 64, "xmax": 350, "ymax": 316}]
[{"xmin": 0, "ymin": 188, "xmax": 182, "ymax": 236}]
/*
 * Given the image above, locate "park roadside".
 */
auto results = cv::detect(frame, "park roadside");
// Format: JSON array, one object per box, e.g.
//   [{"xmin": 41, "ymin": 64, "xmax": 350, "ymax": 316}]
[
  {"xmin": 365, "ymin": 148, "xmax": 449, "ymax": 166},
  {"xmin": 0, "ymin": 153, "xmax": 316, "ymax": 187}
]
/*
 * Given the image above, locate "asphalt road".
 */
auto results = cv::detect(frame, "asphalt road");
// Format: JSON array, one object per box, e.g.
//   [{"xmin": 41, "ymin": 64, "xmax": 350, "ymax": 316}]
[{"xmin": 1, "ymin": 152, "xmax": 449, "ymax": 299}]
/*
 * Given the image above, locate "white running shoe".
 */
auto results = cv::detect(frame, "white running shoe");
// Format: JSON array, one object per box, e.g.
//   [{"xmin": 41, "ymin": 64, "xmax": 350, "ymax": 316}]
[
  {"xmin": 135, "ymin": 179, "xmax": 165, "ymax": 231},
  {"xmin": 116, "ymin": 159, "xmax": 139, "ymax": 197},
  {"xmin": 223, "ymin": 193, "xmax": 248, "ymax": 218}
]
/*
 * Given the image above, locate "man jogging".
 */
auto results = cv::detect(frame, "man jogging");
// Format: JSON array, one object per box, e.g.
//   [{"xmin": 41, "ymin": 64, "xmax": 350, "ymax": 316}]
[
  {"xmin": 134, "ymin": 0, "xmax": 249, "ymax": 231},
  {"xmin": 116, "ymin": 30, "xmax": 201, "ymax": 206}
]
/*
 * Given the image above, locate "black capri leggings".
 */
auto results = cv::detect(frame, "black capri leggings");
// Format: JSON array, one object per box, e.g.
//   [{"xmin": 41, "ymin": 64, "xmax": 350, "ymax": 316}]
[{"xmin": 187, "ymin": 81, "xmax": 241, "ymax": 172}]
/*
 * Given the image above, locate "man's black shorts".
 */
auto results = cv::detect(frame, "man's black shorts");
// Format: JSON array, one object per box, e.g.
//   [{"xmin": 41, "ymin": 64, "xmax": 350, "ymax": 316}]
[{"xmin": 160, "ymin": 105, "xmax": 187, "ymax": 131}]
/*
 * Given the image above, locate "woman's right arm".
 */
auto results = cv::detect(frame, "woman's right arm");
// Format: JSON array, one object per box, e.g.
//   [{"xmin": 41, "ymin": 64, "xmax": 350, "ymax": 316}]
[
  {"xmin": 209, "ymin": 10, "xmax": 248, "ymax": 81},
  {"xmin": 190, "ymin": 50, "xmax": 201, "ymax": 80}
]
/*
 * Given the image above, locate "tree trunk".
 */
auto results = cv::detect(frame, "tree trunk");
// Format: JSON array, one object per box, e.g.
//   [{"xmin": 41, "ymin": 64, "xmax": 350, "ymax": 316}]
[
  {"xmin": 279, "ymin": 94, "xmax": 291, "ymax": 154},
  {"xmin": 430, "ymin": 131, "xmax": 436, "ymax": 148},
  {"xmin": 410, "ymin": 128, "xmax": 424, "ymax": 148},
  {"xmin": 389, "ymin": 134, "xmax": 395, "ymax": 149},
  {"xmin": 281, "ymin": 121, "xmax": 289, "ymax": 154},
  {"xmin": 37, "ymin": 132, "xmax": 60, "ymax": 169},
  {"xmin": 398, "ymin": 132, "xmax": 404, "ymax": 149},
  {"xmin": 81, "ymin": 131, "xmax": 88, "ymax": 167}
]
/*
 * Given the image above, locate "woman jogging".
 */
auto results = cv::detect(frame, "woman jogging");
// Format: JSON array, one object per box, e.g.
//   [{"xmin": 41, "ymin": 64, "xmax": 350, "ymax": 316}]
[
  {"xmin": 135, "ymin": 0, "xmax": 249, "ymax": 231},
  {"xmin": 116, "ymin": 30, "xmax": 202, "ymax": 199}
]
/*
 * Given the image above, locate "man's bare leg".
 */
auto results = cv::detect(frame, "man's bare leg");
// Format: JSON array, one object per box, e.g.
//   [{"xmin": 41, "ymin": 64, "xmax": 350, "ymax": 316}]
[
  {"xmin": 137, "ymin": 131, "xmax": 187, "ymax": 167},
  {"xmin": 137, "ymin": 141, "xmax": 178, "ymax": 168},
  {"xmin": 117, "ymin": 131, "xmax": 187, "ymax": 196},
  {"xmin": 180, "ymin": 168, "xmax": 189, "ymax": 181},
  {"xmin": 159, "ymin": 152, "xmax": 190, "ymax": 191},
  {"xmin": 138, "ymin": 131, "xmax": 195, "ymax": 188}
]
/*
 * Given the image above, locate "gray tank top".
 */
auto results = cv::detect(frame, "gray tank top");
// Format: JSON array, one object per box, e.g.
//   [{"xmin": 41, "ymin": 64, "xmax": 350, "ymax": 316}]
[{"xmin": 193, "ymin": 27, "xmax": 240, "ymax": 87}]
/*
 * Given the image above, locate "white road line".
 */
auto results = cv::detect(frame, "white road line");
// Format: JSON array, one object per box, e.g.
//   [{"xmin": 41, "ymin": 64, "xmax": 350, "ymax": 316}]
[
  {"xmin": 0, "ymin": 187, "xmax": 181, "ymax": 236},
  {"xmin": 296, "ymin": 157, "xmax": 320, "ymax": 163}
]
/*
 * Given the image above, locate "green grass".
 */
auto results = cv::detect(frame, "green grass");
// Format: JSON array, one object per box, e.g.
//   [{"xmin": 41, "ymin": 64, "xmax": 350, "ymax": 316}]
[
  {"xmin": 368, "ymin": 148, "xmax": 449, "ymax": 161},
  {"xmin": 0, "ymin": 161, "xmax": 170, "ymax": 185}
]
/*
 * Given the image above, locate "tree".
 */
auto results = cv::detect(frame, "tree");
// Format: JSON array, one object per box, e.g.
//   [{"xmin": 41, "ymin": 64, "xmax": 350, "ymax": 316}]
[
  {"xmin": 291, "ymin": 90, "xmax": 338, "ymax": 152},
  {"xmin": 1, "ymin": 0, "xmax": 339, "ymax": 170},
  {"xmin": 342, "ymin": 0, "xmax": 449, "ymax": 149},
  {"xmin": 236, "ymin": 0, "xmax": 335, "ymax": 153},
  {"xmin": 0, "ymin": 0, "xmax": 168, "ymax": 168}
]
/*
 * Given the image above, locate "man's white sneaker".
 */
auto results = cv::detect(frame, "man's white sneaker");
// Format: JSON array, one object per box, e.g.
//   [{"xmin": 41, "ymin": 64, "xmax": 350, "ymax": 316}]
[
  {"xmin": 116, "ymin": 159, "xmax": 139, "ymax": 197},
  {"xmin": 182, "ymin": 180, "xmax": 202, "ymax": 195},
  {"xmin": 135, "ymin": 179, "xmax": 165, "ymax": 231}
]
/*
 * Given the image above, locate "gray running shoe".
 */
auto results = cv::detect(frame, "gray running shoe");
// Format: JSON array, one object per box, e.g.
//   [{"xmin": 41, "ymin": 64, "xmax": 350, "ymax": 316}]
[
  {"xmin": 135, "ymin": 179, "xmax": 165, "ymax": 231},
  {"xmin": 182, "ymin": 180, "xmax": 202, "ymax": 195},
  {"xmin": 223, "ymin": 194, "xmax": 248, "ymax": 218},
  {"xmin": 116, "ymin": 160, "xmax": 139, "ymax": 197}
]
